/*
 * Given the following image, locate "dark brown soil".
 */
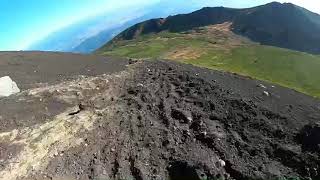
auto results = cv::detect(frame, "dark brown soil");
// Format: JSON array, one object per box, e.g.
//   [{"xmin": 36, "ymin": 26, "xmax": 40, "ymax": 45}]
[{"xmin": 0, "ymin": 54, "xmax": 319, "ymax": 180}]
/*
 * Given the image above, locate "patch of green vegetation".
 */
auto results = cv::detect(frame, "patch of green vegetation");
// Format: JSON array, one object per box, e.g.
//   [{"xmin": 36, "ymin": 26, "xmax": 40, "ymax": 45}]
[
  {"xmin": 99, "ymin": 32, "xmax": 320, "ymax": 98},
  {"xmin": 187, "ymin": 45, "xmax": 320, "ymax": 97},
  {"xmin": 276, "ymin": 177, "xmax": 302, "ymax": 180},
  {"xmin": 101, "ymin": 32, "xmax": 207, "ymax": 59}
]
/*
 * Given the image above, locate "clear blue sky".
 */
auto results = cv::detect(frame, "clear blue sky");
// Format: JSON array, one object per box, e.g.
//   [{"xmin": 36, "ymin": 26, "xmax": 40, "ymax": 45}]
[{"xmin": 0, "ymin": 0, "xmax": 318, "ymax": 51}]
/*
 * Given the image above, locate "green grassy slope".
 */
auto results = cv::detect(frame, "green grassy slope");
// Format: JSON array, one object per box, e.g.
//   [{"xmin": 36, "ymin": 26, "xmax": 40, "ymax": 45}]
[{"xmin": 99, "ymin": 30, "xmax": 320, "ymax": 98}]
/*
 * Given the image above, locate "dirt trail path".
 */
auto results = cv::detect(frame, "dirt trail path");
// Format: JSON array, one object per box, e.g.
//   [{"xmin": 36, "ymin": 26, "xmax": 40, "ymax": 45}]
[{"xmin": 0, "ymin": 55, "xmax": 319, "ymax": 180}]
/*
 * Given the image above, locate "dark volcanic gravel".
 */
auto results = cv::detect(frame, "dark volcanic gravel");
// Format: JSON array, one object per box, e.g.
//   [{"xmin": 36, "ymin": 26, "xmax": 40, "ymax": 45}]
[
  {"xmin": 0, "ymin": 57, "xmax": 319, "ymax": 180},
  {"xmin": 0, "ymin": 51, "xmax": 128, "ymax": 133},
  {"xmin": 0, "ymin": 51, "xmax": 128, "ymax": 90}
]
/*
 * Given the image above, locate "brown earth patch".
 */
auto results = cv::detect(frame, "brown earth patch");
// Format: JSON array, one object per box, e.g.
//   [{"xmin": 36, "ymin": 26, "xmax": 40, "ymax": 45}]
[{"xmin": 164, "ymin": 48, "xmax": 205, "ymax": 60}]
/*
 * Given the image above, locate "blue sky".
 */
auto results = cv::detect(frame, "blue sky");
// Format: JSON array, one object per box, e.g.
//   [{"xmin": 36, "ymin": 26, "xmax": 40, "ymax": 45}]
[{"xmin": 0, "ymin": 0, "xmax": 319, "ymax": 51}]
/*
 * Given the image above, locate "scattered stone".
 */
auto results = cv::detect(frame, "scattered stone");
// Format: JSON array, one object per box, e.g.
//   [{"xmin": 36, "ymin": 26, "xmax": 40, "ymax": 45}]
[
  {"xmin": 258, "ymin": 84, "xmax": 267, "ymax": 89},
  {"xmin": 187, "ymin": 116, "xmax": 193, "ymax": 123},
  {"xmin": 201, "ymin": 131, "xmax": 207, "ymax": 136},
  {"xmin": 0, "ymin": 76, "xmax": 20, "ymax": 97},
  {"xmin": 184, "ymin": 129, "xmax": 191, "ymax": 136},
  {"xmin": 218, "ymin": 159, "xmax": 226, "ymax": 167}
]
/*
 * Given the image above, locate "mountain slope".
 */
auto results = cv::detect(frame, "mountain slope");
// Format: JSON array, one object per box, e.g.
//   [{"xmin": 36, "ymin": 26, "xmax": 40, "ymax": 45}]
[
  {"xmin": 107, "ymin": 2, "xmax": 320, "ymax": 54},
  {"xmin": 98, "ymin": 2, "xmax": 320, "ymax": 98}
]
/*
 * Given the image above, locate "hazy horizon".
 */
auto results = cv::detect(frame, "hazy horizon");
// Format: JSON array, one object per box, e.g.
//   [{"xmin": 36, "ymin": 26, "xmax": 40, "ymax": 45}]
[{"xmin": 0, "ymin": 0, "xmax": 319, "ymax": 51}]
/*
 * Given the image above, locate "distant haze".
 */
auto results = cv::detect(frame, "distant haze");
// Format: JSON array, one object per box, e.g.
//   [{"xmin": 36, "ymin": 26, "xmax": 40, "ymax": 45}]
[{"xmin": 0, "ymin": 0, "xmax": 319, "ymax": 51}]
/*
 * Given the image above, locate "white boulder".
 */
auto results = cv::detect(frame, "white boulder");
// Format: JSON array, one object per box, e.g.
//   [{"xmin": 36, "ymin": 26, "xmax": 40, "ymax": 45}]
[{"xmin": 0, "ymin": 76, "xmax": 20, "ymax": 97}]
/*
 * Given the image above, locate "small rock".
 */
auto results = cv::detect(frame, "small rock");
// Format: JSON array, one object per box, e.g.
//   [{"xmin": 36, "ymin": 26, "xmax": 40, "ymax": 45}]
[
  {"xmin": 263, "ymin": 91, "xmax": 270, "ymax": 96},
  {"xmin": 202, "ymin": 131, "xmax": 207, "ymax": 136},
  {"xmin": 187, "ymin": 116, "xmax": 193, "ymax": 123},
  {"xmin": 217, "ymin": 159, "xmax": 226, "ymax": 167},
  {"xmin": 184, "ymin": 129, "xmax": 191, "ymax": 136},
  {"xmin": 258, "ymin": 84, "xmax": 267, "ymax": 89},
  {"xmin": 111, "ymin": 148, "xmax": 115, "ymax": 152}
]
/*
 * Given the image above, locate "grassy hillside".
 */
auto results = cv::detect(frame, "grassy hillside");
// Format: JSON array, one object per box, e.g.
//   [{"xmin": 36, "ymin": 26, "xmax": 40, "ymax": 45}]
[
  {"xmin": 107, "ymin": 2, "xmax": 320, "ymax": 54},
  {"xmin": 99, "ymin": 24, "xmax": 320, "ymax": 98}
]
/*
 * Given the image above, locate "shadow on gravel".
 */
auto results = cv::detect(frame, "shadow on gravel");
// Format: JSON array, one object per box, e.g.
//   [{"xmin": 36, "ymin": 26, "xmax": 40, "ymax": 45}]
[
  {"xmin": 297, "ymin": 123, "xmax": 320, "ymax": 153},
  {"xmin": 168, "ymin": 161, "xmax": 201, "ymax": 180}
]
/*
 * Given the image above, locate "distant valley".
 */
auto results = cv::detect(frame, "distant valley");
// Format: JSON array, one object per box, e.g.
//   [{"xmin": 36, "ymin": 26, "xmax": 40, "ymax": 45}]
[{"xmin": 27, "ymin": 2, "xmax": 213, "ymax": 53}]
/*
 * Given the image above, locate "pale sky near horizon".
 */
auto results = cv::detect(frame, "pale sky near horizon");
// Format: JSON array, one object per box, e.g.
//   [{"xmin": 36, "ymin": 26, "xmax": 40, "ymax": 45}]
[{"xmin": 0, "ymin": 0, "xmax": 319, "ymax": 51}]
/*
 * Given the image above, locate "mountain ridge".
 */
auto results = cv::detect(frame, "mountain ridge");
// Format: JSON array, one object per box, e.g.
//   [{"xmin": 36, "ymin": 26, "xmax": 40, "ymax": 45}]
[{"xmin": 105, "ymin": 2, "xmax": 320, "ymax": 54}]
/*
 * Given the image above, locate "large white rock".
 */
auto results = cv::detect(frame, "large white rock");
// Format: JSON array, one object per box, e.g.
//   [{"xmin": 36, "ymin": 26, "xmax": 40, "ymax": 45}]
[{"xmin": 0, "ymin": 76, "xmax": 20, "ymax": 97}]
